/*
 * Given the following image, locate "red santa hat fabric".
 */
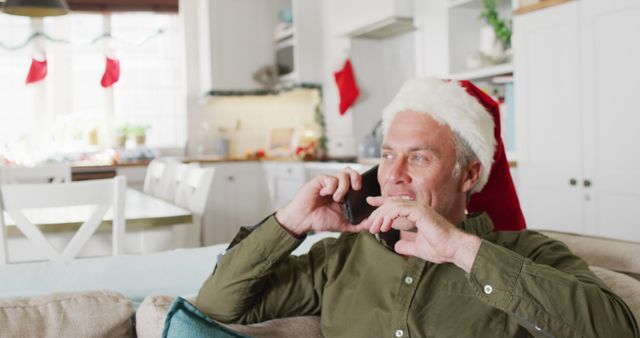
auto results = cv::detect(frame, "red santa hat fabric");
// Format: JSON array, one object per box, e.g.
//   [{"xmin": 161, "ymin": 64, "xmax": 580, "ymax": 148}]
[{"xmin": 381, "ymin": 77, "xmax": 526, "ymax": 231}]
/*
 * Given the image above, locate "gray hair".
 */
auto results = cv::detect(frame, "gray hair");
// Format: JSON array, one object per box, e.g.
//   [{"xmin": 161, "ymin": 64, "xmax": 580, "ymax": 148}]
[{"xmin": 451, "ymin": 131, "xmax": 478, "ymax": 181}]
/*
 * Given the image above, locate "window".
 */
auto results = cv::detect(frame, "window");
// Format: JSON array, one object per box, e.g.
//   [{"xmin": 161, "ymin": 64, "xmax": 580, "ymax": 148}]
[{"xmin": 0, "ymin": 11, "xmax": 186, "ymax": 164}]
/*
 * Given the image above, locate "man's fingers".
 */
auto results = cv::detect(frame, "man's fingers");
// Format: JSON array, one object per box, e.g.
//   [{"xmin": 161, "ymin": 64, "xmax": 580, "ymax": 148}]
[
  {"xmin": 342, "ymin": 220, "xmax": 370, "ymax": 233},
  {"xmin": 333, "ymin": 172, "xmax": 351, "ymax": 202},
  {"xmin": 344, "ymin": 167, "xmax": 361, "ymax": 191},
  {"xmin": 390, "ymin": 217, "xmax": 415, "ymax": 232},
  {"xmin": 318, "ymin": 175, "xmax": 338, "ymax": 196},
  {"xmin": 366, "ymin": 196, "xmax": 384, "ymax": 206},
  {"xmin": 394, "ymin": 239, "xmax": 418, "ymax": 257}
]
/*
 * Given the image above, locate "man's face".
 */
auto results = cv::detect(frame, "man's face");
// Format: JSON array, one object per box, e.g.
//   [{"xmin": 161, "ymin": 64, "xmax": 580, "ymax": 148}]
[{"xmin": 378, "ymin": 110, "xmax": 463, "ymax": 223}]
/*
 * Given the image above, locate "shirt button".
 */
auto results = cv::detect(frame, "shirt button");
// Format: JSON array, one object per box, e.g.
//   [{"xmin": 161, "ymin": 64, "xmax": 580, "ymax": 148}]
[
  {"xmin": 483, "ymin": 284, "xmax": 493, "ymax": 294},
  {"xmin": 404, "ymin": 276, "xmax": 414, "ymax": 285},
  {"xmin": 394, "ymin": 329, "xmax": 404, "ymax": 337}
]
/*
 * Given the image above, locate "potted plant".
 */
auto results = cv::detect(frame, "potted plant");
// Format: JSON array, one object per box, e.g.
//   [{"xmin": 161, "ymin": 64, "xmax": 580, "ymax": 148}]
[
  {"xmin": 481, "ymin": 0, "xmax": 511, "ymax": 46},
  {"xmin": 132, "ymin": 124, "xmax": 150, "ymax": 146},
  {"xmin": 115, "ymin": 124, "xmax": 130, "ymax": 148}
]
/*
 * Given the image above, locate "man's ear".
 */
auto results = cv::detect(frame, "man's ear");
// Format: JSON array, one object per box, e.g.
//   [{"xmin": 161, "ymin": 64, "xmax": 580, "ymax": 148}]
[{"xmin": 460, "ymin": 160, "xmax": 482, "ymax": 193}]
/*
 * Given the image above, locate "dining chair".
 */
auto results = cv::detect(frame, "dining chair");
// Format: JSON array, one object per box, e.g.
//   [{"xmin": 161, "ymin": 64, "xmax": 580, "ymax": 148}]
[
  {"xmin": 0, "ymin": 163, "xmax": 72, "ymax": 184},
  {"xmin": 170, "ymin": 163, "xmax": 215, "ymax": 247},
  {"xmin": 143, "ymin": 158, "xmax": 179, "ymax": 202},
  {"xmin": 0, "ymin": 176, "xmax": 126, "ymax": 264}
]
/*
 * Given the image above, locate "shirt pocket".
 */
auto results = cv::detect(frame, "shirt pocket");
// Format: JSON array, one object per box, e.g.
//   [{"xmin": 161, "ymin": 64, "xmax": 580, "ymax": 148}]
[{"xmin": 409, "ymin": 281, "xmax": 512, "ymax": 338}]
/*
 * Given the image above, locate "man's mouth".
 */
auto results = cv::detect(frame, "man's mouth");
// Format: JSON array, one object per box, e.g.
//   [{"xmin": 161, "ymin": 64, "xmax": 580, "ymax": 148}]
[{"xmin": 387, "ymin": 193, "xmax": 416, "ymax": 201}]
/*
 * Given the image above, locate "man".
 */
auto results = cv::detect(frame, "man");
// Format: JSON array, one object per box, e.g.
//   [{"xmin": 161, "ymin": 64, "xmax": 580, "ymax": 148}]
[{"xmin": 196, "ymin": 78, "xmax": 638, "ymax": 337}]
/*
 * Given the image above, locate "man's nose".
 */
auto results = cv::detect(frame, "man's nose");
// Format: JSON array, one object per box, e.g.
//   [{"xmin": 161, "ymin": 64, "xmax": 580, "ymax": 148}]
[{"xmin": 386, "ymin": 157, "xmax": 411, "ymax": 184}]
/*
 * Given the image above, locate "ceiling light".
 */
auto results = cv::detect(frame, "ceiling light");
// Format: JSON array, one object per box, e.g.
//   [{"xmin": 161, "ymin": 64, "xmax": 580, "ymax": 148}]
[{"xmin": 2, "ymin": 0, "xmax": 69, "ymax": 17}]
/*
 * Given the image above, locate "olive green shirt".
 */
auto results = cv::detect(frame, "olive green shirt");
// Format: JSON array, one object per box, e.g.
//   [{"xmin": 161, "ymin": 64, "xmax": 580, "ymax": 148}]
[{"xmin": 196, "ymin": 213, "xmax": 639, "ymax": 338}]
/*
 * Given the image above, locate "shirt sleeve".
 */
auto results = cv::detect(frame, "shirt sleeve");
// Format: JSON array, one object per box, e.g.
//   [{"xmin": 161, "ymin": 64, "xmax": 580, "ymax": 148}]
[
  {"xmin": 467, "ymin": 234, "xmax": 639, "ymax": 338},
  {"xmin": 195, "ymin": 215, "xmax": 332, "ymax": 324}
]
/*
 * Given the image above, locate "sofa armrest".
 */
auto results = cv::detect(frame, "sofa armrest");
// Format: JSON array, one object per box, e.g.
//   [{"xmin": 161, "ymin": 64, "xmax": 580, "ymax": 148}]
[{"xmin": 541, "ymin": 230, "xmax": 640, "ymax": 280}]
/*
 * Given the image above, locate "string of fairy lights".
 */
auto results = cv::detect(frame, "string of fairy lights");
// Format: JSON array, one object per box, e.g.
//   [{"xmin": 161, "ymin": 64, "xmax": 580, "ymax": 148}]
[
  {"xmin": 0, "ymin": 26, "xmax": 168, "ymax": 85},
  {"xmin": 0, "ymin": 28, "xmax": 166, "ymax": 51}
]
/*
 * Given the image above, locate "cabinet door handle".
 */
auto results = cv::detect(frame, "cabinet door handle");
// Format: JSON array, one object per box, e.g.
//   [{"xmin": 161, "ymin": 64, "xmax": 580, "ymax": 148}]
[
  {"xmin": 569, "ymin": 178, "xmax": 577, "ymax": 186},
  {"xmin": 583, "ymin": 179, "xmax": 592, "ymax": 187},
  {"xmin": 228, "ymin": 175, "xmax": 234, "ymax": 182}
]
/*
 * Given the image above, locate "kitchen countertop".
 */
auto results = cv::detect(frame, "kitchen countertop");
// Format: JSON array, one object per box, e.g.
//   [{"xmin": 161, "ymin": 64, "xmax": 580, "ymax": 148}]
[{"xmin": 71, "ymin": 156, "xmax": 518, "ymax": 170}]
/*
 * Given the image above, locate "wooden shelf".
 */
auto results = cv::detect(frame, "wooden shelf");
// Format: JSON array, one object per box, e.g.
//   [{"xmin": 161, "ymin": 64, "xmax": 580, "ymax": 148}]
[
  {"xmin": 515, "ymin": 0, "xmax": 574, "ymax": 15},
  {"xmin": 449, "ymin": 63, "xmax": 513, "ymax": 81}
]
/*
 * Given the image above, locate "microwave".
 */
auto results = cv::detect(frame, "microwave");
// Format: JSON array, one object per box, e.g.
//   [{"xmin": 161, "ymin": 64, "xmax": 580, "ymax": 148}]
[{"xmin": 275, "ymin": 37, "xmax": 295, "ymax": 79}]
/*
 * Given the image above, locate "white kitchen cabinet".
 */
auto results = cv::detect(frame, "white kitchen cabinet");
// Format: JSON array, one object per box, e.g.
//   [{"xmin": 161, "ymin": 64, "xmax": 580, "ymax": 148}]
[
  {"xmin": 201, "ymin": 162, "xmax": 271, "ymax": 245},
  {"xmin": 116, "ymin": 165, "xmax": 148, "ymax": 191},
  {"xmin": 273, "ymin": 0, "xmax": 324, "ymax": 83},
  {"xmin": 514, "ymin": 0, "xmax": 640, "ymax": 241},
  {"xmin": 579, "ymin": 0, "xmax": 640, "ymax": 240},
  {"xmin": 514, "ymin": 2, "xmax": 582, "ymax": 234},
  {"xmin": 304, "ymin": 162, "xmax": 372, "ymax": 180},
  {"xmin": 262, "ymin": 161, "xmax": 306, "ymax": 210},
  {"xmin": 262, "ymin": 161, "xmax": 375, "ymax": 211},
  {"xmin": 330, "ymin": 0, "xmax": 413, "ymax": 38},
  {"xmin": 208, "ymin": 0, "xmax": 324, "ymax": 89}
]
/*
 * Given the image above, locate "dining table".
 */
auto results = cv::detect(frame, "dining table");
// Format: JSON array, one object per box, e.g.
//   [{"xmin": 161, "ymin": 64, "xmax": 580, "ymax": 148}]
[{"xmin": 3, "ymin": 188, "xmax": 192, "ymax": 236}]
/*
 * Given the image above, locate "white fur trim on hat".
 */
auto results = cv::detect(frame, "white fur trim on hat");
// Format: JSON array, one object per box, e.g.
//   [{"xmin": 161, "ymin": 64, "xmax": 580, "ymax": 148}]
[{"xmin": 381, "ymin": 77, "xmax": 497, "ymax": 193}]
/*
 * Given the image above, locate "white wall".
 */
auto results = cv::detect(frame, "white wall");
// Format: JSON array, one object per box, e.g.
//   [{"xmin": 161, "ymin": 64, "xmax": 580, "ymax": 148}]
[{"xmin": 350, "ymin": 32, "xmax": 415, "ymax": 150}]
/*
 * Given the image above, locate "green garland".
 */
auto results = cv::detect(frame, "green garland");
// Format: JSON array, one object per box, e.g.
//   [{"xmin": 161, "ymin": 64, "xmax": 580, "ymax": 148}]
[{"xmin": 480, "ymin": 0, "xmax": 512, "ymax": 49}]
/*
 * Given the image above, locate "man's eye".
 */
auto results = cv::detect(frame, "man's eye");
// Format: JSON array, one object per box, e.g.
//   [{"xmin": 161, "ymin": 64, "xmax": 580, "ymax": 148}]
[
  {"xmin": 381, "ymin": 152, "xmax": 394, "ymax": 160},
  {"xmin": 410, "ymin": 154, "xmax": 429, "ymax": 164}
]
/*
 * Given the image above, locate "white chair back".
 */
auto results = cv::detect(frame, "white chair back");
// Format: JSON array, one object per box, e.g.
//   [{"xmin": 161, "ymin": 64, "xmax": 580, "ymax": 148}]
[
  {"xmin": 0, "ymin": 176, "xmax": 126, "ymax": 264},
  {"xmin": 143, "ymin": 159, "xmax": 172, "ymax": 201},
  {"xmin": 0, "ymin": 164, "xmax": 71, "ymax": 184},
  {"xmin": 165, "ymin": 164, "xmax": 215, "ymax": 247},
  {"xmin": 173, "ymin": 164, "xmax": 215, "ymax": 215}
]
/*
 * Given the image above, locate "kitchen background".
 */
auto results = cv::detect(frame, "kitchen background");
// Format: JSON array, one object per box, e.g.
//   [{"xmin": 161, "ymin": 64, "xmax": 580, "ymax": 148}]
[{"xmin": 0, "ymin": 0, "xmax": 639, "ymax": 243}]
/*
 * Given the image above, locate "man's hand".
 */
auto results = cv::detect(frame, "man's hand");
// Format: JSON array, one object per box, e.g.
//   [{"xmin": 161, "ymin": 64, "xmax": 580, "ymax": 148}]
[
  {"xmin": 275, "ymin": 167, "xmax": 369, "ymax": 237},
  {"xmin": 365, "ymin": 197, "xmax": 482, "ymax": 273}
]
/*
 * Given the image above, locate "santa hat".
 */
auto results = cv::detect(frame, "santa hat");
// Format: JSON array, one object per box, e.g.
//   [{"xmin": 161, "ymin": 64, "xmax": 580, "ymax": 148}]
[{"xmin": 381, "ymin": 77, "xmax": 526, "ymax": 231}]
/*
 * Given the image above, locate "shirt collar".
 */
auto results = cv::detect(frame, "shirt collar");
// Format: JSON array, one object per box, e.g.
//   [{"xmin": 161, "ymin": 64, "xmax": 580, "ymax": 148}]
[{"xmin": 456, "ymin": 212, "xmax": 495, "ymax": 236}]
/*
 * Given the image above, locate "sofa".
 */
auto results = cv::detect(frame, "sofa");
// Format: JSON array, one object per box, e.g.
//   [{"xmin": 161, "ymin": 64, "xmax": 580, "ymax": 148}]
[{"xmin": 0, "ymin": 231, "xmax": 638, "ymax": 338}]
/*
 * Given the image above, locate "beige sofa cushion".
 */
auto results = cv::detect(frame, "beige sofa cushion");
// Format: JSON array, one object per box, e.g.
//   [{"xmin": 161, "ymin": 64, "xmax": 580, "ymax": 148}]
[
  {"xmin": 136, "ymin": 295, "xmax": 322, "ymax": 338},
  {"xmin": 590, "ymin": 266, "xmax": 640, "ymax": 325},
  {"xmin": 541, "ymin": 231, "xmax": 640, "ymax": 279},
  {"xmin": 0, "ymin": 290, "xmax": 133, "ymax": 338}
]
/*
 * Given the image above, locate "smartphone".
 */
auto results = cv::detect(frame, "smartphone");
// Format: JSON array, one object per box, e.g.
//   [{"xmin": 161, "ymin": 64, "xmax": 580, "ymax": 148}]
[
  {"xmin": 342, "ymin": 165, "xmax": 400, "ymax": 248},
  {"xmin": 342, "ymin": 165, "xmax": 381, "ymax": 225}
]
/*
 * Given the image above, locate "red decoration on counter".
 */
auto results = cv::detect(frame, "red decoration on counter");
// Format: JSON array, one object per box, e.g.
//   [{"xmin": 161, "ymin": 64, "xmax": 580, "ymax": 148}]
[
  {"xmin": 101, "ymin": 57, "xmax": 120, "ymax": 88},
  {"xmin": 25, "ymin": 57, "xmax": 48, "ymax": 84},
  {"xmin": 333, "ymin": 59, "xmax": 360, "ymax": 115}
]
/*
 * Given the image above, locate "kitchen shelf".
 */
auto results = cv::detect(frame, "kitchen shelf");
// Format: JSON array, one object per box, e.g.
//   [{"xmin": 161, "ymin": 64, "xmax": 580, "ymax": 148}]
[
  {"xmin": 515, "ymin": 0, "xmax": 574, "ymax": 15},
  {"xmin": 447, "ymin": 0, "xmax": 479, "ymax": 9},
  {"xmin": 449, "ymin": 62, "xmax": 513, "ymax": 81}
]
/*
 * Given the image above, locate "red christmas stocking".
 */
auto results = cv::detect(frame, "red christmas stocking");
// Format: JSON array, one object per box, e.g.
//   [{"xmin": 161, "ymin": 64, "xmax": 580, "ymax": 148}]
[
  {"xmin": 333, "ymin": 59, "xmax": 360, "ymax": 115},
  {"xmin": 26, "ymin": 57, "xmax": 48, "ymax": 84},
  {"xmin": 101, "ymin": 57, "xmax": 120, "ymax": 88}
]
